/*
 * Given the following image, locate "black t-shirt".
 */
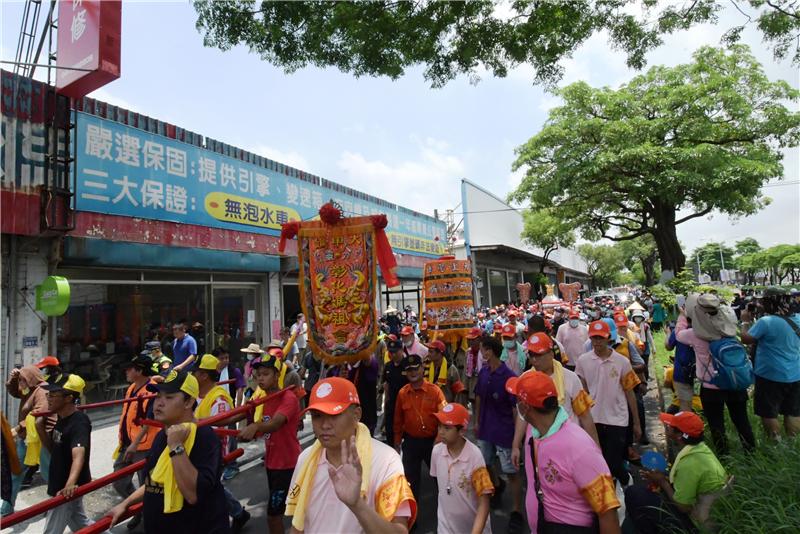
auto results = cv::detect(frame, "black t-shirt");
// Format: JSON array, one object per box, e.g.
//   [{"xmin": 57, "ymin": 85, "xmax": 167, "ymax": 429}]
[
  {"xmin": 47, "ymin": 411, "xmax": 92, "ymax": 496},
  {"xmin": 142, "ymin": 426, "xmax": 230, "ymax": 534},
  {"xmin": 383, "ymin": 358, "xmax": 408, "ymax": 406}
]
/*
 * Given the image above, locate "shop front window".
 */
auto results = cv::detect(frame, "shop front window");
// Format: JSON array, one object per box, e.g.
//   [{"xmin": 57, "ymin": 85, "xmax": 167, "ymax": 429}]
[{"xmin": 212, "ymin": 287, "xmax": 259, "ymax": 359}]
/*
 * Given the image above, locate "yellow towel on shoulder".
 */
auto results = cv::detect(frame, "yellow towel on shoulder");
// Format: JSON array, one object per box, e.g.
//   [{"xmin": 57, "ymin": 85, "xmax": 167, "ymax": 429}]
[
  {"xmin": 194, "ymin": 386, "xmax": 234, "ymax": 419},
  {"xmin": 150, "ymin": 422, "xmax": 197, "ymax": 513},
  {"xmin": 286, "ymin": 422, "xmax": 373, "ymax": 531},
  {"xmin": 251, "ymin": 387, "xmax": 267, "ymax": 422}
]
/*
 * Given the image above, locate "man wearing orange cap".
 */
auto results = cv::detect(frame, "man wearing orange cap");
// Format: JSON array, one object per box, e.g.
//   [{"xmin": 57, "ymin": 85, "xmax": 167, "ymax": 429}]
[
  {"xmin": 624, "ymin": 411, "xmax": 727, "ymax": 534},
  {"xmin": 424, "ymin": 340, "xmax": 463, "ymax": 402},
  {"xmin": 34, "ymin": 356, "xmax": 62, "ymax": 382},
  {"xmin": 400, "ymin": 325, "xmax": 428, "ymax": 359},
  {"xmin": 556, "ymin": 311, "xmax": 589, "ymax": 368},
  {"xmin": 286, "ymin": 377, "xmax": 416, "ymax": 533},
  {"xmin": 507, "ymin": 371, "xmax": 620, "ymax": 533},
  {"xmin": 575, "ymin": 320, "xmax": 642, "ymax": 485},
  {"xmin": 506, "ymin": 311, "xmax": 525, "ymax": 343}
]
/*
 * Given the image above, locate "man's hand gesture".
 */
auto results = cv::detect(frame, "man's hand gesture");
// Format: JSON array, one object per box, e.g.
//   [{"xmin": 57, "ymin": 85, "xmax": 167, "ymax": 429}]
[{"xmin": 329, "ymin": 435, "xmax": 362, "ymax": 508}]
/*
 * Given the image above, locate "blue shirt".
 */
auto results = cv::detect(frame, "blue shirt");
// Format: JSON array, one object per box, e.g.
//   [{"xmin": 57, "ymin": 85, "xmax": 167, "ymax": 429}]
[
  {"xmin": 667, "ymin": 330, "xmax": 696, "ymax": 384},
  {"xmin": 172, "ymin": 334, "xmax": 198, "ymax": 370},
  {"xmin": 748, "ymin": 314, "xmax": 800, "ymax": 383},
  {"xmin": 475, "ymin": 362, "xmax": 517, "ymax": 448}
]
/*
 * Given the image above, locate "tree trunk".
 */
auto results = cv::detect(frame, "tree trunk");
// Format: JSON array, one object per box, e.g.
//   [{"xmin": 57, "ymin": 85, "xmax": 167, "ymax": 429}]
[
  {"xmin": 651, "ymin": 200, "xmax": 686, "ymax": 275},
  {"xmin": 641, "ymin": 254, "xmax": 657, "ymax": 287}
]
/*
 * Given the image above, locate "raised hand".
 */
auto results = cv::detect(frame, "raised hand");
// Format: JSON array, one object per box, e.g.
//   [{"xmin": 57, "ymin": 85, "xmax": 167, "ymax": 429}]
[{"xmin": 328, "ymin": 435, "xmax": 363, "ymax": 508}]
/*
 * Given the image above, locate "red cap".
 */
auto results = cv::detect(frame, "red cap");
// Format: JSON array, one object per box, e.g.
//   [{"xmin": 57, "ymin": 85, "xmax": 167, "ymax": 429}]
[
  {"xmin": 427, "ymin": 340, "xmax": 446, "ymax": 353},
  {"xmin": 400, "ymin": 325, "xmax": 414, "ymax": 336},
  {"xmin": 35, "ymin": 356, "xmax": 60, "ymax": 369},
  {"xmin": 505, "ymin": 371, "xmax": 558, "ymax": 408},
  {"xmin": 466, "ymin": 327, "xmax": 482, "ymax": 340},
  {"xmin": 659, "ymin": 411, "xmax": 704, "ymax": 438},
  {"xmin": 477, "ymin": 312, "xmax": 485, "ymax": 319},
  {"xmin": 568, "ymin": 310, "xmax": 580, "ymax": 319},
  {"xmin": 489, "ymin": 308, "xmax": 497, "ymax": 314},
  {"xmin": 433, "ymin": 403, "xmax": 470, "ymax": 427},
  {"xmin": 493, "ymin": 322, "xmax": 503, "ymax": 333},
  {"xmin": 501, "ymin": 324, "xmax": 516, "ymax": 338},
  {"xmin": 613, "ymin": 313, "xmax": 628, "ymax": 327},
  {"xmin": 303, "ymin": 377, "xmax": 360, "ymax": 416},
  {"xmin": 526, "ymin": 333, "xmax": 554, "ymax": 354},
  {"xmin": 588, "ymin": 320, "xmax": 611, "ymax": 338}
]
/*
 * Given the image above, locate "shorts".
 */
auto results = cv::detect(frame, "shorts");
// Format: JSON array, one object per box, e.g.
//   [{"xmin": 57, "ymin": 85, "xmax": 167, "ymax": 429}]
[
  {"xmin": 674, "ymin": 381, "xmax": 694, "ymax": 405},
  {"xmin": 477, "ymin": 439, "xmax": 517, "ymax": 475},
  {"xmin": 266, "ymin": 468, "xmax": 294, "ymax": 516},
  {"xmin": 754, "ymin": 376, "xmax": 800, "ymax": 418}
]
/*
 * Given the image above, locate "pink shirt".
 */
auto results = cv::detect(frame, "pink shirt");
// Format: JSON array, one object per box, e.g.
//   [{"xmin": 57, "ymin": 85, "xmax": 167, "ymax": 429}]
[
  {"xmin": 291, "ymin": 438, "xmax": 413, "ymax": 533},
  {"xmin": 524, "ymin": 418, "xmax": 619, "ymax": 530},
  {"xmin": 674, "ymin": 315, "xmax": 717, "ymax": 389},
  {"xmin": 430, "ymin": 440, "xmax": 494, "ymax": 534},
  {"xmin": 556, "ymin": 323, "xmax": 590, "ymax": 363},
  {"xmin": 575, "ymin": 350, "xmax": 640, "ymax": 427}
]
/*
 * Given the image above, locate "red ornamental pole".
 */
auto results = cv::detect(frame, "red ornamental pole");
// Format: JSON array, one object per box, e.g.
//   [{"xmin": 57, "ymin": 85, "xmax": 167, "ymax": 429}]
[{"xmin": 74, "ymin": 449, "xmax": 244, "ymax": 534}]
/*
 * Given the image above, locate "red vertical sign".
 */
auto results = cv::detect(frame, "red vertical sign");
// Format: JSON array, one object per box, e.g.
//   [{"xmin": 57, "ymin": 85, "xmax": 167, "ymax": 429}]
[{"xmin": 56, "ymin": 0, "xmax": 121, "ymax": 98}]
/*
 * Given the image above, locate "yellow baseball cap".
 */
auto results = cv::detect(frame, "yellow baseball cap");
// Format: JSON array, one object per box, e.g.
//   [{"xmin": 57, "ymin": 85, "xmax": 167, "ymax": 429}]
[
  {"xmin": 43, "ymin": 373, "xmax": 86, "ymax": 396},
  {"xmin": 196, "ymin": 354, "xmax": 219, "ymax": 371},
  {"xmin": 147, "ymin": 369, "xmax": 199, "ymax": 399}
]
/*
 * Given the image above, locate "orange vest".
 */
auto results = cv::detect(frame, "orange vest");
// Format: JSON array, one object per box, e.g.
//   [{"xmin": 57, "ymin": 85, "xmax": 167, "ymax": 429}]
[{"xmin": 119, "ymin": 381, "xmax": 159, "ymax": 451}]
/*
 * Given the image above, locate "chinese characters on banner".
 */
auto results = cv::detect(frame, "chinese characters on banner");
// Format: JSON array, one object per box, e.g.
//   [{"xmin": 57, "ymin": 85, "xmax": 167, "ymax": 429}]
[
  {"xmin": 423, "ymin": 257, "xmax": 475, "ymax": 343},
  {"xmin": 75, "ymin": 112, "xmax": 446, "ymax": 257}
]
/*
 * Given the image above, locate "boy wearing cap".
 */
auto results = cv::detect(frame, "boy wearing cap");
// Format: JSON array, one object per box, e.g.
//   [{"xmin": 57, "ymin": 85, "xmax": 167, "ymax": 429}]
[
  {"xmin": 424, "ymin": 340, "xmax": 463, "ymax": 402},
  {"xmin": 382, "ymin": 335, "xmax": 408, "ymax": 446},
  {"xmin": 625, "ymin": 411, "xmax": 727, "ymax": 534},
  {"xmin": 575, "ymin": 320, "xmax": 642, "ymax": 485},
  {"xmin": 286, "ymin": 377, "xmax": 416, "ymax": 533},
  {"xmin": 394, "ymin": 353, "xmax": 447, "ymax": 503},
  {"xmin": 34, "ymin": 356, "xmax": 62, "ymax": 382},
  {"xmin": 507, "ymin": 371, "xmax": 621, "ymax": 533},
  {"xmin": 500, "ymin": 323, "xmax": 526, "ymax": 375},
  {"xmin": 113, "ymin": 355, "xmax": 160, "ymax": 518},
  {"xmin": 108, "ymin": 370, "xmax": 230, "ymax": 533},
  {"xmin": 430, "ymin": 403, "xmax": 494, "ymax": 534},
  {"xmin": 401, "ymin": 325, "xmax": 429, "ymax": 359},
  {"xmin": 36, "ymin": 374, "xmax": 92, "ymax": 534}
]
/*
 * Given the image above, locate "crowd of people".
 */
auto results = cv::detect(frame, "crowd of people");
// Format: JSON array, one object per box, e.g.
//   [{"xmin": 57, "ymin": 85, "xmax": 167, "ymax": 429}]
[{"xmin": 1, "ymin": 287, "xmax": 798, "ymax": 534}]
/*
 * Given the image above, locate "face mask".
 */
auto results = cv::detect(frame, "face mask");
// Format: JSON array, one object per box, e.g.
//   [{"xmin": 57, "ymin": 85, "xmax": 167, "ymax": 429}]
[
  {"xmin": 503, "ymin": 340, "xmax": 516, "ymax": 349},
  {"xmin": 569, "ymin": 319, "xmax": 580, "ymax": 328},
  {"xmin": 246, "ymin": 353, "xmax": 256, "ymax": 361},
  {"xmin": 403, "ymin": 339, "xmax": 414, "ymax": 348},
  {"xmin": 634, "ymin": 317, "xmax": 643, "ymax": 324},
  {"xmin": 490, "ymin": 314, "xmax": 497, "ymax": 319}
]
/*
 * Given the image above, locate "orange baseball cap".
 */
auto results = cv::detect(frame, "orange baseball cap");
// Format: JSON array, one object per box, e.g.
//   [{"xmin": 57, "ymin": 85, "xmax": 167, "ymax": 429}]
[
  {"xmin": 505, "ymin": 371, "xmax": 557, "ymax": 408},
  {"xmin": 302, "ymin": 377, "xmax": 360, "ymax": 416},
  {"xmin": 400, "ymin": 325, "xmax": 414, "ymax": 336},
  {"xmin": 35, "ymin": 356, "xmax": 60, "ymax": 369},
  {"xmin": 613, "ymin": 313, "xmax": 629, "ymax": 327},
  {"xmin": 568, "ymin": 310, "xmax": 580, "ymax": 319},
  {"xmin": 489, "ymin": 308, "xmax": 497, "ymax": 314},
  {"xmin": 501, "ymin": 323, "xmax": 516, "ymax": 338},
  {"xmin": 526, "ymin": 333, "xmax": 554, "ymax": 354},
  {"xmin": 493, "ymin": 322, "xmax": 503, "ymax": 333},
  {"xmin": 466, "ymin": 327, "xmax": 482, "ymax": 339},
  {"xmin": 427, "ymin": 340, "xmax": 446, "ymax": 353},
  {"xmin": 659, "ymin": 411, "xmax": 704, "ymax": 438},
  {"xmin": 433, "ymin": 402, "xmax": 470, "ymax": 427},
  {"xmin": 588, "ymin": 320, "xmax": 611, "ymax": 338}
]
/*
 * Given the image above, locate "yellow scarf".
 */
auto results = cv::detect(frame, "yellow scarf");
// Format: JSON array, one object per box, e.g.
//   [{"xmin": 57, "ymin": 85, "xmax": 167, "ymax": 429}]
[
  {"xmin": 150, "ymin": 422, "xmax": 198, "ymax": 513},
  {"xmin": 251, "ymin": 387, "xmax": 268, "ymax": 422},
  {"xmin": 550, "ymin": 360, "xmax": 567, "ymax": 406},
  {"xmin": 23, "ymin": 413, "xmax": 42, "ymax": 466},
  {"xmin": 286, "ymin": 422, "xmax": 373, "ymax": 531},
  {"xmin": 278, "ymin": 363, "xmax": 288, "ymax": 389},
  {"xmin": 194, "ymin": 386, "xmax": 234, "ymax": 420},
  {"xmin": 426, "ymin": 357, "xmax": 448, "ymax": 386}
]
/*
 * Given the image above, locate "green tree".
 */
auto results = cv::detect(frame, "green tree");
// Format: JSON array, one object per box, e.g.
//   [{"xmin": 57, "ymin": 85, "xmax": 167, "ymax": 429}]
[
  {"xmin": 520, "ymin": 208, "xmax": 576, "ymax": 297},
  {"xmin": 510, "ymin": 45, "xmax": 800, "ymax": 275},
  {"xmin": 734, "ymin": 237, "xmax": 762, "ymax": 257},
  {"xmin": 762, "ymin": 244, "xmax": 800, "ymax": 284},
  {"xmin": 689, "ymin": 242, "xmax": 736, "ymax": 281},
  {"xmin": 577, "ymin": 243, "xmax": 624, "ymax": 290},
  {"xmin": 780, "ymin": 252, "xmax": 800, "ymax": 284},
  {"xmin": 192, "ymin": 1, "xmax": 800, "ymax": 88},
  {"xmin": 615, "ymin": 235, "xmax": 660, "ymax": 287}
]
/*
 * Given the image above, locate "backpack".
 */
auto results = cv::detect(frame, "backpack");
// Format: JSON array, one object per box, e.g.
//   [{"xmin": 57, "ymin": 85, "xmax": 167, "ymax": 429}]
[{"xmin": 708, "ymin": 337, "xmax": 754, "ymax": 390}]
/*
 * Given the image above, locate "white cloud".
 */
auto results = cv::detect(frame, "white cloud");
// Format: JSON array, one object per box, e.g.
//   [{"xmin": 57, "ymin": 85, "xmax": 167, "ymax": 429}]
[
  {"xmin": 248, "ymin": 145, "xmax": 311, "ymax": 171},
  {"xmin": 336, "ymin": 137, "xmax": 465, "ymax": 217}
]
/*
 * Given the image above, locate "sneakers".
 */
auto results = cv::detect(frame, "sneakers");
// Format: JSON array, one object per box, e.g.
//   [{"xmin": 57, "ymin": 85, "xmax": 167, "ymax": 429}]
[
  {"xmin": 222, "ymin": 465, "xmax": 240, "ymax": 481},
  {"xmin": 231, "ymin": 508, "xmax": 251, "ymax": 533}
]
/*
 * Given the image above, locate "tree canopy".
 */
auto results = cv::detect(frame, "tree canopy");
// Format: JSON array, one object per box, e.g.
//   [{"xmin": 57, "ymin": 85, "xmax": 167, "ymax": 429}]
[
  {"xmin": 192, "ymin": 0, "xmax": 799, "ymax": 88},
  {"xmin": 509, "ymin": 45, "xmax": 800, "ymax": 274},
  {"xmin": 689, "ymin": 242, "xmax": 736, "ymax": 281},
  {"xmin": 577, "ymin": 243, "xmax": 625, "ymax": 289},
  {"xmin": 615, "ymin": 235, "xmax": 659, "ymax": 286}
]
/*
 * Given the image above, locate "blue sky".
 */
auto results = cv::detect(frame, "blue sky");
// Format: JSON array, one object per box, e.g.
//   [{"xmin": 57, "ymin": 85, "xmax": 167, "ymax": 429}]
[{"xmin": 2, "ymin": 0, "xmax": 798, "ymax": 253}]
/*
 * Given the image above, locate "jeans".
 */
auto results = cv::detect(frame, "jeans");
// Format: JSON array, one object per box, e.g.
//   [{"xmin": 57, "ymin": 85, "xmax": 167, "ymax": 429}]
[
  {"xmin": 42, "ymin": 498, "xmax": 91, "ymax": 534},
  {"xmin": 700, "ymin": 387, "xmax": 756, "ymax": 456},
  {"xmin": 8, "ymin": 438, "xmax": 51, "ymax": 510},
  {"xmin": 401, "ymin": 435, "xmax": 435, "ymax": 503},
  {"xmin": 224, "ymin": 486, "xmax": 244, "ymax": 518},
  {"xmin": 111, "ymin": 450, "xmax": 149, "ymax": 498}
]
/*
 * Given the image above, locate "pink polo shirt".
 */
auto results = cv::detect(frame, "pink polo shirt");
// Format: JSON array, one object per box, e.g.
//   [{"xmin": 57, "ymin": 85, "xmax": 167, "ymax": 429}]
[
  {"xmin": 674, "ymin": 315, "xmax": 717, "ymax": 390},
  {"xmin": 290, "ymin": 438, "xmax": 414, "ymax": 533},
  {"xmin": 430, "ymin": 440, "xmax": 494, "ymax": 534},
  {"xmin": 524, "ymin": 418, "xmax": 619, "ymax": 530},
  {"xmin": 556, "ymin": 323, "xmax": 590, "ymax": 363},
  {"xmin": 575, "ymin": 349, "xmax": 640, "ymax": 427}
]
